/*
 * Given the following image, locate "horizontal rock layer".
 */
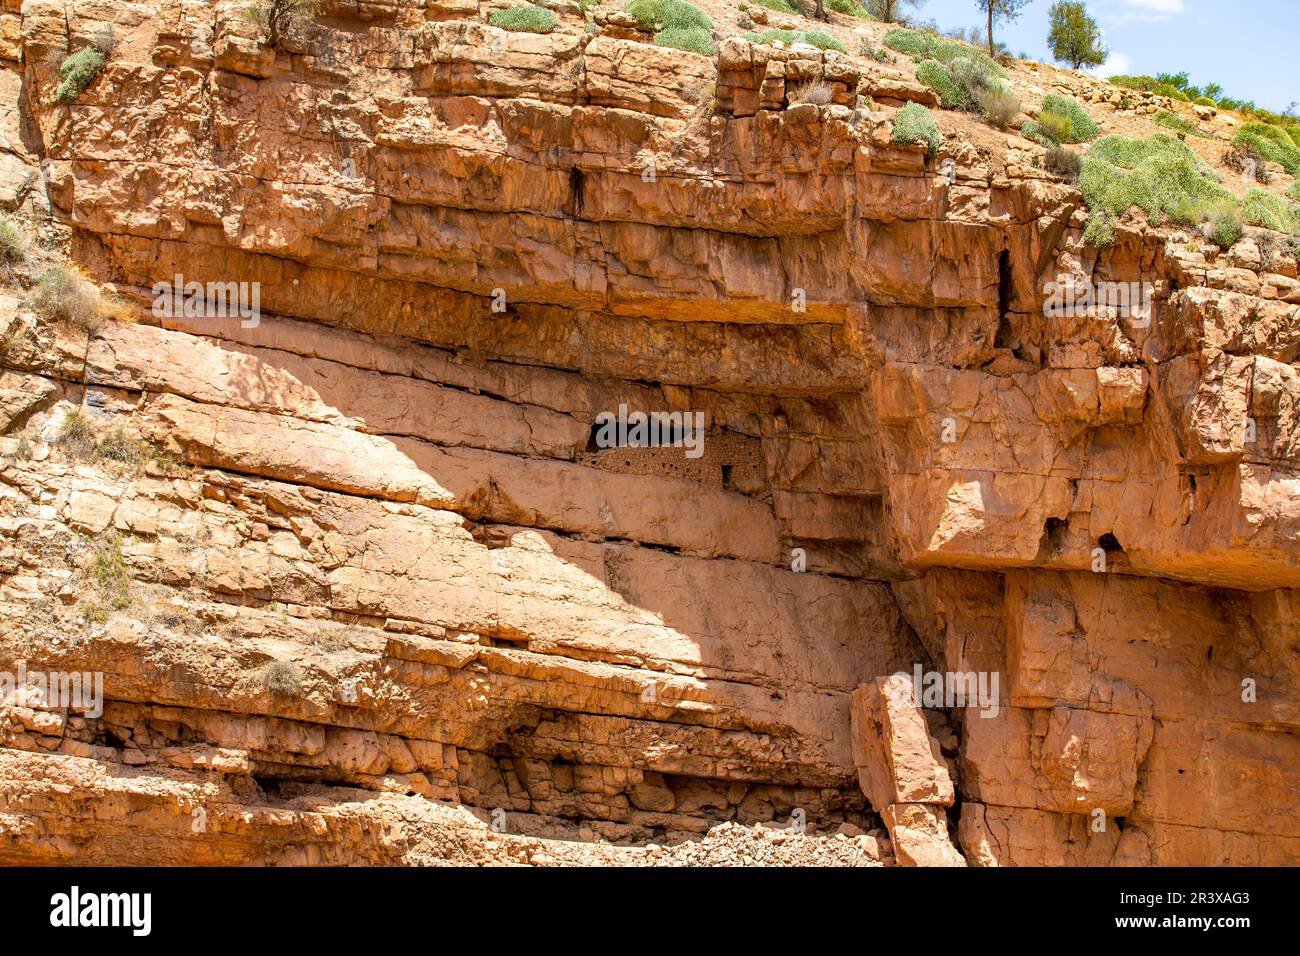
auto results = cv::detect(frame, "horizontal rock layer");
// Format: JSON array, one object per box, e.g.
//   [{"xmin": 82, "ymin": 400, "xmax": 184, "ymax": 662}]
[{"xmin": 0, "ymin": 0, "xmax": 1296, "ymax": 864}]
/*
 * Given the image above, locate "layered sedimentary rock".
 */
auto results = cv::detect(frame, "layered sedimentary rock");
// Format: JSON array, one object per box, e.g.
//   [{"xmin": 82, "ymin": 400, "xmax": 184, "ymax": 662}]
[{"xmin": 0, "ymin": 0, "xmax": 1297, "ymax": 865}]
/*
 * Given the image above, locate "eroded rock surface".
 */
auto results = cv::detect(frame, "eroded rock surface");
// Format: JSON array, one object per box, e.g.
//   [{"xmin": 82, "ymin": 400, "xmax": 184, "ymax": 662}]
[{"xmin": 0, "ymin": 0, "xmax": 1296, "ymax": 865}]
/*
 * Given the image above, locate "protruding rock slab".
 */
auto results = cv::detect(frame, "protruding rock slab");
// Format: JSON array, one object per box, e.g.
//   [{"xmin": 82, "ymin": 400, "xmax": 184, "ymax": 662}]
[
  {"xmin": 850, "ymin": 674, "xmax": 964, "ymax": 866},
  {"xmin": 849, "ymin": 673, "xmax": 954, "ymax": 811}
]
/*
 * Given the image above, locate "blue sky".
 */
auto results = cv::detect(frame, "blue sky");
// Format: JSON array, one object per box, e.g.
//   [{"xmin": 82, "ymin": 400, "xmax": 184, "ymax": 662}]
[{"xmin": 908, "ymin": 0, "xmax": 1297, "ymax": 112}]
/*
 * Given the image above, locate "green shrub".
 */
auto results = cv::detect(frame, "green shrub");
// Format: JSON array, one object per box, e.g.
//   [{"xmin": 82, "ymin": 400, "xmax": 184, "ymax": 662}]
[
  {"xmin": 804, "ymin": 31, "xmax": 846, "ymax": 52},
  {"xmin": 0, "ymin": 216, "xmax": 27, "ymax": 263},
  {"xmin": 1208, "ymin": 210, "xmax": 1243, "ymax": 249},
  {"xmin": 489, "ymin": 5, "xmax": 558, "ymax": 31},
  {"xmin": 628, "ymin": 0, "xmax": 712, "ymax": 30},
  {"xmin": 884, "ymin": 27, "xmax": 1005, "ymax": 75},
  {"xmin": 1023, "ymin": 98, "xmax": 1097, "ymax": 146},
  {"xmin": 892, "ymin": 102, "xmax": 940, "ymax": 153},
  {"xmin": 1040, "ymin": 95, "xmax": 1098, "ymax": 141},
  {"xmin": 826, "ymin": 0, "xmax": 873, "ymax": 15},
  {"xmin": 1154, "ymin": 110, "xmax": 1209, "ymax": 138},
  {"xmin": 1021, "ymin": 118, "xmax": 1059, "ymax": 148},
  {"xmin": 626, "ymin": 0, "xmax": 716, "ymax": 53},
  {"xmin": 1241, "ymin": 188, "xmax": 1300, "ymax": 234},
  {"xmin": 750, "ymin": 0, "xmax": 800, "ymax": 13},
  {"xmin": 56, "ymin": 47, "xmax": 106, "ymax": 104},
  {"xmin": 1083, "ymin": 211, "xmax": 1116, "ymax": 248},
  {"xmin": 1233, "ymin": 123, "xmax": 1300, "ymax": 176},
  {"xmin": 1077, "ymin": 133, "xmax": 1235, "ymax": 246},
  {"xmin": 917, "ymin": 59, "xmax": 970, "ymax": 110},
  {"xmin": 915, "ymin": 47, "xmax": 1011, "ymax": 122},
  {"xmin": 883, "ymin": 27, "xmax": 941, "ymax": 58},
  {"xmin": 1034, "ymin": 111, "xmax": 1076, "ymax": 144},
  {"xmin": 1290, "ymin": 181, "xmax": 1300, "ymax": 202},
  {"xmin": 949, "ymin": 55, "xmax": 1002, "ymax": 99},
  {"xmin": 657, "ymin": 25, "xmax": 715, "ymax": 55},
  {"xmin": 1194, "ymin": 96, "xmax": 1216, "ymax": 107},
  {"xmin": 748, "ymin": 29, "xmax": 844, "ymax": 52}
]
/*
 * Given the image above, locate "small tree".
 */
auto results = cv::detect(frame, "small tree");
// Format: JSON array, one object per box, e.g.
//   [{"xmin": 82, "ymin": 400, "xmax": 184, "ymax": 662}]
[
  {"xmin": 1047, "ymin": 1, "xmax": 1107, "ymax": 70},
  {"xmin": 866, "ymin": 0, "xmax": 926, "ymax": 22},
  {"xmin": 974, "ymin": 0, "xmax": 1030, "ymax": 57},
  {"xmin": 243, "ymin": 0, "xmax": 321, "ymax": 49}
]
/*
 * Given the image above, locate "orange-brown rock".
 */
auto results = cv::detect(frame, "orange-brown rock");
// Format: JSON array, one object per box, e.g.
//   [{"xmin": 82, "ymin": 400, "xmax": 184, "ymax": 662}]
[{"xmin": 0, "ymin": 0, "xmax": 1296, "ymax": 867}]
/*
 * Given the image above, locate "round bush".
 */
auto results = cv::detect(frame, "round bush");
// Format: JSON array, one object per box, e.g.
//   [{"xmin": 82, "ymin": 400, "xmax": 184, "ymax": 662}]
[
  {"xmin": 916, "ymin": 59, "xmax": 970, "ymax": 111},
  {"xmin": 489, "ymin": 5, "xmax": 558, "ymax": 33},
  {"xmin": 1040, "ymin": 95, "xmax": 1099, "ymax": 141},
  {"xmin": 627, "ymin": 0, "xmax": 712, "ymax": 32},
  {"xmin": 56, "ymin": 47, "xmax": 106, "ymax": 104},
  {"xmin": 1209, "ymin": 211, "xmax": 1244, "ymax": 249},
  {"xmin": 891, "ymin": 102, "xmax": 940, "ymax": 154},
  {"xmin": 656, "ymin": 25, "xmax": 715, "ymax": 56}
]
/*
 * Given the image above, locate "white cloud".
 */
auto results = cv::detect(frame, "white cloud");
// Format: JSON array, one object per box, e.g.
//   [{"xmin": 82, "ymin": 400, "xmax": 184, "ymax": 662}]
[
  {"xmin": 1088, "ymin": 51, "xmax": 1133, "ymax": 79},
  {"xmin": 1105, "ymin": 0, "xmax": 1186, "ymax": 22}
]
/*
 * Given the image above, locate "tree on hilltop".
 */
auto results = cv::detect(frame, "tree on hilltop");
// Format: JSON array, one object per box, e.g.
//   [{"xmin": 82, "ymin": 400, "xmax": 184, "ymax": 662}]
[
  {"xmin": 974, "ymin": 0, "xmax": 1030, "ymax": 57},
  {"xmin": 867, "ymin": 0, "xmax": 927, "ymax": 23},
  {"xmin": 1047, "ymin": 1, "xmax": 1108, "ymax": 70}
]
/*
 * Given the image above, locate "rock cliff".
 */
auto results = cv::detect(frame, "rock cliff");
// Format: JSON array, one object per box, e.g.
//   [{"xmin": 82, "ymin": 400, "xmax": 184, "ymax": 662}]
[{"xmin": 0, "ymin": 0, "xmax": 1296, "ymax": 865}]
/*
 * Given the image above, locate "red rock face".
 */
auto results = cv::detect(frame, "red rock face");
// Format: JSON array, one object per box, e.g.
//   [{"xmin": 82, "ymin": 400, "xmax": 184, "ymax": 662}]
[{"xmin": 0, "ymin": 1, "xmax": 1295, "ymax": 866}]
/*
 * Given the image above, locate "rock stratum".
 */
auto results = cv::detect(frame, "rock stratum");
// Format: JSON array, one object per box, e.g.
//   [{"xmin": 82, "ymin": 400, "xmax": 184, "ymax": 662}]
[{"xmin": 0, "ymin": 0, "xmax": 1297, "ymax": 866}]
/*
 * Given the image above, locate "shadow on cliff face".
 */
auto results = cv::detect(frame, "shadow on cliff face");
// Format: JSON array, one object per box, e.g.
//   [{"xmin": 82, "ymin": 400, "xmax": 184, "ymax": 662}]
[{"xmin": 35, "ymin": 300, "xmax": 928, "ymax": 843}]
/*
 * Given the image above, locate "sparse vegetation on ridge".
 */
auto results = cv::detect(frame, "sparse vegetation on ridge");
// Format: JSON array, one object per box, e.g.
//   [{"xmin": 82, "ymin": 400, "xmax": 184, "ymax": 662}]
[
  {"xmin": 260, "ymin": 660, "xmax": 304, "ymax": 696},
  {"xmin": 1154, "ymin": 110, "xmax": 1210, "ymax": 139},
  {"xmin": 1077, "ymin": 133, "xmax": 1236, "ymax": 246},
  {"xmin": 243, "ymin": 0, "xmax": 322, "ymax": 48},
  {"xmin": 489, "ymin": 4, "xmax": 559, "ymax": 33},
  {"xmin": 28, "ymin": 261, "xmax": 136, "ymax": 334},
  {"xmin": 743, "ymin": 29, "xmax": 846, "ymax": 52},
  {"xmin": 789, "ymin": 80, "xmax": 834, "ymax": 105},
  {"xmin": 28, "ymin": 264, "xmax": 110, "ymax": 332},
  {"xmin": 884, "ymin": 27, "xmax": 1005, "ymax": 76},
  {"xmin": 628, "ymin": 0, "xmax": 715, "ymax": 55},
  {"xmin": 1241, "ymin": 188, "xmax": 1300, "ymax": 235},
  {"xmin": 1233, "ymin": 123, "xmax": 1300, "ymax": 176},
  {"xmin": 79, "ymin": 533, "xmax": 132, "ymax": 622},
  {"xmin": 52, "ymin": 405, "xmax": 169, "ymax": 475},
  {"xmin": 826, "ymin": 0, "xmax": 875, "ymax": 18}
]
